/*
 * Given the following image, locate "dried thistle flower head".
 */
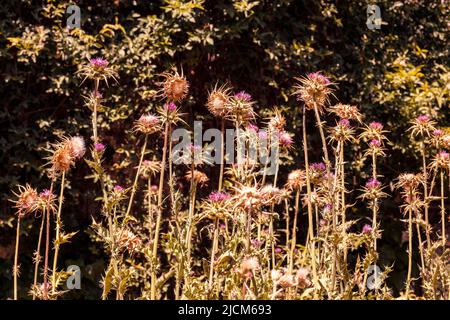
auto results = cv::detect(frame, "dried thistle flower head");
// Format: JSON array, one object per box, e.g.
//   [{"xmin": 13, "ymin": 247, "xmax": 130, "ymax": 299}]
[
  {"xmin": 46, "ymin": 139, "xmax": 75, "ymax": 177},
  {"xmin": 207, "ymin": 83, "xmax": 231, "ymax": 118},
  {"xmin": 133, "ymin": 114, "xmax": 162, "ymax": 135},
  {"xmin": 140, "ymin": 160, "xmax": 161, "ymax": 178},
  {"xmin": 296, "ymin": 268, "xmax": 311, "ymax": 288},
  {"xmin": 330, "ymin": 103, "xmax": 362, "ymax": 123},
  {"xmin": 238, "ymin": 256, "xmax": 260, "ymax": 278},
  {"xmin": 260, "ymin": 185, "xmax": 285, "ymax": 205},
  {"xmin": 233, "ymin": 185, "xmax": 262, "ymax": 209},
  {"xmin": 293, "ymin": 72, "xmax": 333, "ymax": 111},
  {"xmin": 286, "ymin": 169, "xmax": 306, "ymax": 190},
  {"xmin": 77, "ymin": 57, "xmax": 119, "ymax": 84},
  {"xmin": 185, "ymin": 170, "xmax": 209, "ymax": 186},
  {"xmin": 11, "ymin": 184, "xmax": 38, "ymax": 217},
  {"xmin": 395, "ymin": 173, "xmax": 422, "ymax": 192},
  {"xmin": 118, "ymin": 230, "xmax": 142, "ymax": 254},
  {"xmin": 309, "ymin": 162, "xmax": 326, "ymax": 185},
  {"xmin": 431, "ymin": 151, "xmax": 450, "ymax": 170},
  {"xmin": 441, "ymin": 134, "xmax": 450, "ymax": 149},
  {"xmin": 159, "ymin": 69, "xmax": 189, "ymax": 102},
  {"xmin": 277, "ymin": 274, "xmax": 296, "ymax": 288},
  {"xmin": 268, "ymin": 110, "xmax": 286, "ymax": 132}
]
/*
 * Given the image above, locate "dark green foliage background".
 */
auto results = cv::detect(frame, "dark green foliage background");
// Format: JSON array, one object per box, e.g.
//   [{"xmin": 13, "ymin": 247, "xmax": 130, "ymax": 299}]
[{"xmin": 0, "ymin": 0, "xmax": 448, "ymax": 299}]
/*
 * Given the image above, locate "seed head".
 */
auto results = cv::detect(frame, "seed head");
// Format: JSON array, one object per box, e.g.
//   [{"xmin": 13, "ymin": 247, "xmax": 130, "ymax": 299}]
[
  {"xmin": 68, "ymin": 136, "xmax": 86, "ymax": 160},
  {"xmin": 159, "ymin": 70, "xmax": 189, "ymax": 102},
  {"xmin": 286, "ymin": 169, "xmax": 306, "ymax": 190},
  {"xmin": 207, "ymin": 84, "xmax": 231, "ymax": 118},
  {"xmin": 330, "ymin": 103, "xmax": 362, "ymax": 123},
  {"xmin": 185, "ymin": 170, "xmax": 209, "ymax": 186},
  {"xmin": 11, "ymin": 184, "xmax": 38, "ymax": 217},
  {"xmin": 238, "ymin": 256, "xmax": 260, "ymax": 278}
]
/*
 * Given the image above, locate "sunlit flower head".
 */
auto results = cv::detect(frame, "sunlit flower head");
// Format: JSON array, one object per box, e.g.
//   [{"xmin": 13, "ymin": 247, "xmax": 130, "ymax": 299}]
[
  {"xmin": 293, "ymin": 72, "xmax": 333, "ymax": 111},
  {"xmin": 134, "ymin": 114, "xmax": 162, "ymax": 135},
  {"xmin": 207, "ymin": 84, "xmax": 231, "ymax": 118},
  {"xmin": 11, "ymin": 184, "xmax": 38, "ymax": 217}
]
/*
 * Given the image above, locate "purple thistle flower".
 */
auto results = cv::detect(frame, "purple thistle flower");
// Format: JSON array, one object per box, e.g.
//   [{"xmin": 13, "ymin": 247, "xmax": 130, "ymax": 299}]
[
  {"xmin": 362, "ymin": 224, "xmax": 373, "ymax": 234},
  {"xmin": 165, "ymin": 102, "xmax": 177, "ymax": 111},
  {"xmin": 94, "ymin": 143, "xmax": 106, "ymax": 152},
  {"xmin": 416, "ymin": 115, "xmax": 430, "ymax": 123},
  {"xmin": 209, "ymin": 191, "xmax": 230, "ymax": 202},
  {"xmin": 114, "ymin": 185, "xmax": 124, "ymax": 192},
  {"xmin": 311, "ymin": 162, "xmax": 326, "ymax": 171},
  {"xmin": 338, "ymin": 118, "xmax": 350, "ymax": 127},
  {"xmin": 279, "ymin": 131, "xmax": 293, "ymax": 146},
  {"xmin": 90, "ymin": 57, "xmax": 108, "ymax": 68},
  {"xmin": 369, "ymin": 139, "xmax": 381, "ymax": 147},
  {"xmin": 234, "ymin": 91, "xmax": 252, "ymax": 102},
  {"xmin": 433, "ymin": 129, "xmax": 444, "ymax": 137},
  {"xmin": 369, "ymin": 122, "xmax": 383, "ymax": 130},
  {"xmin": 275, "ymin": 247, "xmax": 283, "ymax": 253},
  {"xmin": 365, "ymin": 178, "xmax": 381, "ymax": 189},
  {"xmin": 307, "ymin": 72, "xmax": 331, "ymax": 85},
  {"xmin": 39, "ymin": 189, "xmax": 54, "ymax": 200},
  {"xmin": 438, "ymin": 151, "xmax": 450, "ymax": 160}
]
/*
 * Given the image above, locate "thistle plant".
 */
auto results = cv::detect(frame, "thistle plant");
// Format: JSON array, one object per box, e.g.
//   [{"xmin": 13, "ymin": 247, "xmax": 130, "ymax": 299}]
[{"xmin": 8, "ymin": 65, "xmax": 449, "ymax": 301}]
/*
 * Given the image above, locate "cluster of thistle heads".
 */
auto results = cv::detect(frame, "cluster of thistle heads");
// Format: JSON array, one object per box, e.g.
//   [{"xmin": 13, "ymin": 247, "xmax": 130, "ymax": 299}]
[{"xmin": 9, "ymin": 58, "xmax": 449, "ymax": 300}]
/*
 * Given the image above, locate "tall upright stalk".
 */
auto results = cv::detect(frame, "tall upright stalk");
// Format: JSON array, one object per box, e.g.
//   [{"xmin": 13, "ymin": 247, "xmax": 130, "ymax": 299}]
[
  {"xmin": 52, "ymin": 171, "xmax": 65, "ymax": 294},
  {"xmin": 405, "ymin": 208, "xmax": 413, "ymax": 298},
  {"xmin": 13, "ymin": 216, "xmax": 21, "ymax": 300},
  {"xmin": 440, "ymin": 171, "xmax": 446, "ymax": 248},
  {"xmin": 218, "ymin": 119, "xmax": 225, "ymax": 191},
  {"xmin": 151, "ymin": 120, "xmax": 170, "ymax": 299},
  {"xmin": 124, "ymin": 134, "xmax": 148, "ymax": 219},
  {"xmin": 43, "ymin": 180, "xmax": 54, "ymax": 300},
  {"xmin": 421, "ymin": 142, "xmax": 431, "ymax": 247},
  {"xmin": 302, "ymin": 105, "xmax": 319, "ymax": 293},
  {"xmin": 32, "ymin": 209, "xmax": 46, "ymax": 300},
  {"xmin": 289, "ymin": 190, "xmax": 300, "ymax": 273}
]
